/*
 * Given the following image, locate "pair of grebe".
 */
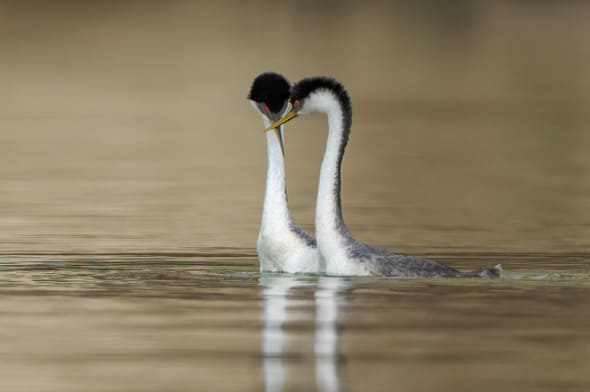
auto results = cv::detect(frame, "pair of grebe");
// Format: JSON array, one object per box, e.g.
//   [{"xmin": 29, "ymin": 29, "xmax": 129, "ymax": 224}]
[{"xmin": 248, "ymin": 73, "xmax": 501, "ymax": 278}]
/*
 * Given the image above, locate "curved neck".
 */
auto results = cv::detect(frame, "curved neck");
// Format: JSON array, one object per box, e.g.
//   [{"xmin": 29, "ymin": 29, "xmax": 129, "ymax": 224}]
[
  {"xmin": 261, "ymin": 124, "xmax": 291, "ymax": 230},
  {"xmin": 316, "ymin": 95, "xmax": 352, "ymax": 242}
]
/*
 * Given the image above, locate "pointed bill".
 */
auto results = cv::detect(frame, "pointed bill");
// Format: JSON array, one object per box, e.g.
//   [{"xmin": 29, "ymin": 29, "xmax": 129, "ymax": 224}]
[
  {"xmin": 264, "ymin": 109, "xmax": 298, "ymax": 132},
  {"xmin": 274, "ymin": 127, "xmax": 285, "ymax": 157}
]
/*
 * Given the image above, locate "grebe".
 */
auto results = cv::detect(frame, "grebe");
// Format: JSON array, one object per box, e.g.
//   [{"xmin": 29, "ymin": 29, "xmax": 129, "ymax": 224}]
[
  {"xmin": 266, "ymin": 77, "xmax": 501, "ymax": 278},
  {"xmin": 248, "ymin": 73, "xmax": 319, "ymax": 273}
]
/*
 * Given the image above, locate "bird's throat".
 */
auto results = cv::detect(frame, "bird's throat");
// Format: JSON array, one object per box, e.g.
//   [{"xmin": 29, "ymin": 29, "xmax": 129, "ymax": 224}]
[
  {"xmin": 261, "ymin": 127, "xmax": 290, "ymax": 231},
  {"xmin": 316, "ymin": 106, "xmax": 350, "ymax": 254}
]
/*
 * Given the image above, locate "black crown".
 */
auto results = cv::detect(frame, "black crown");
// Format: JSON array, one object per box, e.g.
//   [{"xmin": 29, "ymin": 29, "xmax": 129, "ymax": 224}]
[{"xmin": 248, "ymin": 72, "xmax": 291, "ymax": 114}]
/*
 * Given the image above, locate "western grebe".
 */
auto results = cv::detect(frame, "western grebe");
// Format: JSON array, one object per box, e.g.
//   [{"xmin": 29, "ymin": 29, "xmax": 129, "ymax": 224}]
[
  {"xmin": 248, "ymin": 73, "xmax": 319, "ymax": 273},
  {"xmin": 266, "ymin": 76, "xmax": 501, "ymax": 278}
]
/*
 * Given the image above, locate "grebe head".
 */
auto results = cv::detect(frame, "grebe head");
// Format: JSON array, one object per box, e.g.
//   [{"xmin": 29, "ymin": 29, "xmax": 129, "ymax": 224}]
[
  {"xmin": 265, "ymin": 76, "xmax": 351, "ymax": 131},
  {"xmin": 248, "ymin": 72, "xmax": 291, "ymax": 122}
]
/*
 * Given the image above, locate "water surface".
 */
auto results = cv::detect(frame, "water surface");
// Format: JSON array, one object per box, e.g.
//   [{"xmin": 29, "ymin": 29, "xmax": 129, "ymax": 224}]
[{"xmin": 0, "ymin": 254, "xmax": 589, "ymax": 392}]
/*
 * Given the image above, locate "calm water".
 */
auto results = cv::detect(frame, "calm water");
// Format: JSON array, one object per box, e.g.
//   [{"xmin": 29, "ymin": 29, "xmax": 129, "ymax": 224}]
[
  {"xmin": 0, "ymin": 254, "xmax": 589, "ymax": 391},
  {"xmin": 1, "ymin": 2, "xmax": 590, "ymax": 391}
]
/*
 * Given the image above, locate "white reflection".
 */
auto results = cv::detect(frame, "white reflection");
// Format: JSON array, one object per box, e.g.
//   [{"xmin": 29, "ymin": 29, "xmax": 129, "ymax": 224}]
[
  {"xmin": 260, "ymin": 275, "xmax": 309, "ymax": 392},
  {"xmin": 315, "ymin": 276, "xmax": 348, "ymax": 392},
  {"xmin": 260, "ymin": 275, "xmax": 348, "ymax": 392}
]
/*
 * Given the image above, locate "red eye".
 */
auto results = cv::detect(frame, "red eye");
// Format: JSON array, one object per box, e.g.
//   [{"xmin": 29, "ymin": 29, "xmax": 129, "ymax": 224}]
[
  {"xmin": 263, "ymin": 105, "xmax": 270, "ymax": 113},
  {"xmin": 293, "ymin": 99, "xmax": 300, "ymax": 108}
]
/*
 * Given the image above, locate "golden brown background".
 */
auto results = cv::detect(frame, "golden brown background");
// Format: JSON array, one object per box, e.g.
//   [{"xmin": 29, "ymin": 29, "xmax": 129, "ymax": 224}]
[
  {"xmin": 1, "ymin": 3, "xmax": 590, "ymax": 391},
  {"xmin": 1, "ymin": 1, "xmax": 589, "ymax": 255}
]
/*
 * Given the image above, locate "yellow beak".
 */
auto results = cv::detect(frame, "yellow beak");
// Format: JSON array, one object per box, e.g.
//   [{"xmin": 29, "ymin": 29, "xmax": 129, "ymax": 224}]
[
  {"xmin": 274, "ymin": 128, "xmax": 285, "ymax": 157},
  {"xmin": 264, "ymin": 109, "xmax": 299, "ymax": 132}
]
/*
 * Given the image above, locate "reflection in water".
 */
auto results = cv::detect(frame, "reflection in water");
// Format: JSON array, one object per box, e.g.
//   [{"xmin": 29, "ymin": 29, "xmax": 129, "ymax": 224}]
[
  {"xmin": 260, "ymin": 275, "xmax": 348, "ymax": 392},
  {"xmin": 260, "ymin": 275, "xmax": 308, "ymax": 392},
  {"xmin": 315, "ymin": 277, "xmax": 348, "ymax": 392}
]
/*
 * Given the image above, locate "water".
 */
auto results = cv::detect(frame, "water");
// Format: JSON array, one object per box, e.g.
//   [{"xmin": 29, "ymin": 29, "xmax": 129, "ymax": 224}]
[
  {"xmin": 1, "ymin": 254, "xmax": 589, "ymax": 391},
  {"xmin": 1, "ymin": 1, "xmax": 590, "ymax": 391}
]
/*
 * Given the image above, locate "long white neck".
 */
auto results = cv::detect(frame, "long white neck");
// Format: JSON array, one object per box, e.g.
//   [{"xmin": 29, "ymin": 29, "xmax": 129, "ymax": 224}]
[
  {"xmin": 261, "ymin": 122, "xmax": 291, "ymax": 232},
  {"xmin": 314, "ymin": 95, "xmax": 351, "ymax": 265}
]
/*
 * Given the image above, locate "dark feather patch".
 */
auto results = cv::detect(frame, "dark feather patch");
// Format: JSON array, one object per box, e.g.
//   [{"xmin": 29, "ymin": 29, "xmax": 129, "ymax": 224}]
[{"xmin": 248, "ymin": 72, "xmax": 291, "ymax": 114}]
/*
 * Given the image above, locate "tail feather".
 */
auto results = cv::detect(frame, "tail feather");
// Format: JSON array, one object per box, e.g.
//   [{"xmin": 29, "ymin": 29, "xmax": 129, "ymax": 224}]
[{"xmin": 462, "ymin": 264, "xmax": 502, "ymax": 279}]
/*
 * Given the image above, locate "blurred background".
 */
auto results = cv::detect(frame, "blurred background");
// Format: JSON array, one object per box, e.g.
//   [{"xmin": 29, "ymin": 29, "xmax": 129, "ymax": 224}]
[
  {"xmin": 2, "ymin": 3, "xmax": 590, "ymax": 392},
  {"xmin": 1, "ymin": 0, "xmax": 589, "ymax": 255}
]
